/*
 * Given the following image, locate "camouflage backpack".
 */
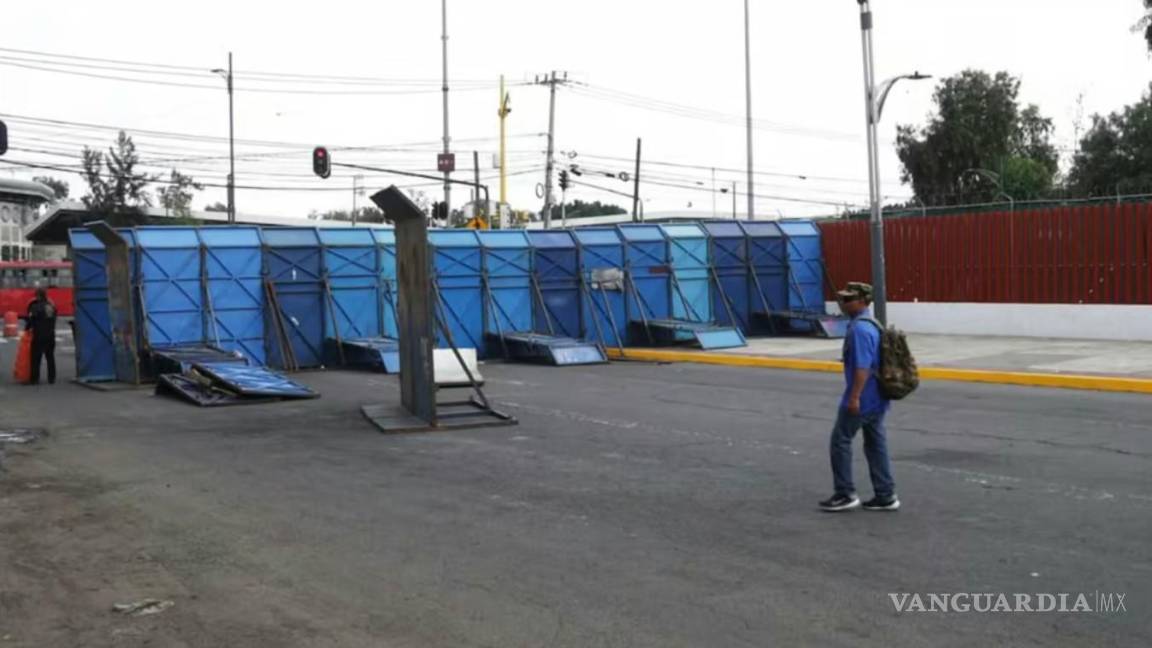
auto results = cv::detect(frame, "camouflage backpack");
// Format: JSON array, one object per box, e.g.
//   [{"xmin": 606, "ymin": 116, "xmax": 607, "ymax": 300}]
[{"xmin": 861, "ymin": 318, "xmax": 920, "ymax": 400}]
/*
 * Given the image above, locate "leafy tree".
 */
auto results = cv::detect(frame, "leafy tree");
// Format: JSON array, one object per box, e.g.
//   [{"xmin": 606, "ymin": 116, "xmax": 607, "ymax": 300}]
[
  {"xmin": 80, "ymin": 131, "xmax": 156, "ymax": 223},
  {"xmin": 549, "ymin": 200, "xmax": 627, "ymax": 220},
  {"xmin": 308, "ymin": 207, "xmax": 387, "ymax": 223},
  {"xmin": 896, "ymin": 70, "xmax": 1058, "ymax": 206},
  {"xmin": 158, "ymin": 170, "xmax": 204, "ymax": 217},
  {"xmin": 1067, "ymin": 84, "xmax": 1152, "ymax": 196},
  {"xmin": 1136, "ymin": 0, "xmax": 1152, "ymax": 52},
  {"xmin": 204, "ymin": 201, "xmax": 228, "ymax": 212},
  {"xmin": 32, "ymin": 176, "xmax": 69, "ymax": 200}
]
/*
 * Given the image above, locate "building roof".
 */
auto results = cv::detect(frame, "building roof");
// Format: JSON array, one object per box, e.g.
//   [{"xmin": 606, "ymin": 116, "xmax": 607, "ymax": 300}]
[
  {"xmin": 25, "ymin": 202, "xmax": 384, "ymax": 244},
  {"xmin": 0, "ymin": 178, "xmax": 55, "ymax": 204}
]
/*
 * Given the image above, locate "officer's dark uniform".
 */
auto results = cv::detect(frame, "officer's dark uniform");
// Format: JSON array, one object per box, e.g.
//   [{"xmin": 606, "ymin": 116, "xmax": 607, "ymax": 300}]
[{"xmin": 26, "ymin": 293, "xmax": 57, "ymax": 385}]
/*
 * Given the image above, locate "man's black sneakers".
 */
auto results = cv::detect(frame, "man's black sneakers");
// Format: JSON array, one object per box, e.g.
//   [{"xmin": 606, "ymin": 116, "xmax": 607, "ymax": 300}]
[
  {"xmin": 818, "ymin": 493, "xmax": 861, "ymax": 512},
  {"xmin": 862, "ymin": 495, "xmax": 901, "ymax": 511}
]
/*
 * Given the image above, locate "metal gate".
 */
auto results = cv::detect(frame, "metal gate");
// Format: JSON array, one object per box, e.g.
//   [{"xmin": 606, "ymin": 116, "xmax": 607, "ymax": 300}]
[
  {"xmin": 661, "ymin": 224, "xmax": 712, "ymax": 323},
  {"xmin": 702, "ymin": 222, "xmax": 751, "ymax": 332},
  {"xmin": 573, "ymin": 228, "xmax": 628, "ymax": 348},
  {"xmin": 319, "ymin": 228, "xmax": 380, "ymax": 340},
  {"xmin": 371, "ymin": 228, "xmax": 399, "ymax": 338},
  {"xmin": 428, "ymin": 230, "xmax": 484, "ymax": 351},
  {"xmin": 480, "ymin": 231, "xmax": 533, "ymax": 355},
  {"xmin": 741, "ymin": 221, "xmax": 789, "ymax": 329},
  {"xmin": 618, "ymin": 224, "xmax": 671, "ymax": 334}
]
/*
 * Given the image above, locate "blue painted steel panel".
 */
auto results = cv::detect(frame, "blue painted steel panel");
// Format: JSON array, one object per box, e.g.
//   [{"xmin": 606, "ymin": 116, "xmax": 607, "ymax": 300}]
[
  {"xmin": 319, "ymin": 228, "xmax": 380, "ymax": 341},
  {"xmin": 779, "ymin": 221, "xmax": 826, "ymax": 330},
  {"xmin": 660, "ymin": 224, "xmax": 712, "ymax": 324},
  {"xmin": 740, "ymin": 222, "xmax": 789, "ymax": 330},
  {"xmin": 135, "ymin": 227, "xmax": 204, "ymax": 348},
  {"xmin": 69, "ymin": 229, "xmax": 116, "ymax": 381},
  {"xmin": 428, "ymin": 230, "xmax": 484, "ymax": 351},
  {"xmin": 617, "ymin": 225, "xmax": 671, "ymax": 341},
  {"xmin": 370, "ymin": 229, "xmax": 398, "ymax": 338},
  {"xmin": 262, "ymin": 228, "xmax": 325, "ymax": 368},
  {"xmin": 198, "ymin": 227, "xmax": 266, "ymax": 364},
  {"xmin": 195, "ymin": 362, "xmax": 318, "ymax": 398},
  {"xmin": 701, "ymin": 222, "xmax": 750, "ymax": 332},
  {"xmin": 479, "ymin": 231, "xmax": 532, "ymax": 357},
  {"xmin": 527, "ymin": 231, "xmax": 582, "ymax": 339},
  {"xmin": 573, "ymin": 227, "xmax": 627, "ymax": 347}
]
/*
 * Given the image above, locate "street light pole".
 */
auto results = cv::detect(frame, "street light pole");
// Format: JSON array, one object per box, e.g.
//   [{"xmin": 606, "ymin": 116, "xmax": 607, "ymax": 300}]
[
  {"xmin": 743, "ymin": 0, "xmax": 755, "ymax": 221},
  {"xmin": 212, "ymin": 54, "xmax": 236, "ymax": 224},
  {"xmin": 857, "ymin": 0, "xmax": 929, "ymax": 325},
  {"xmin": 441, "ymin": 0, "xmax": 452, "ymax": 217}
]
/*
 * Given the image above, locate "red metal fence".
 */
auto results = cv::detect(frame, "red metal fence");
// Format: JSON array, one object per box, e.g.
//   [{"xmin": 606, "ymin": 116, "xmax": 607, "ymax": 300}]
[{"xmin": 820, "ymin": 203, "xmax": 1152, "ymax": 304}]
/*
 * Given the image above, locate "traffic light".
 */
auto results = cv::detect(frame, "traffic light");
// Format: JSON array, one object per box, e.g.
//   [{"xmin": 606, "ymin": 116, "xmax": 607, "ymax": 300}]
[
  {"xmin": 431, "ymin": 201, "xmax": 447, "ymax": 221},
  {"xmin": 0, "ymin": 120, "xmax": 7, "ymax": 156},
  {"xmin": 312, "ymin": 146, "xmax": 331, "ymax": 178},
  {"xmin": 558, "ymin": 169, "xmax": 570, "ymax": 191}
]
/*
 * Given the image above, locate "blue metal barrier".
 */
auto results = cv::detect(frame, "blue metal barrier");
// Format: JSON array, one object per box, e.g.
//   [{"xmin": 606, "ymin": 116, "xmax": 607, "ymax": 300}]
[
  {"xmin": 740, "ymin": 221, "xmax": 789, "ymax": 333},
  {"xmin": 573, "ymin": 227, "xmax": 628, "ymax": 349},
  {"xmin": 702, "ymin": 222, "xmax": 751, "ymax": 333},
  {"xmin": 479, "ymin": 230, "xmax": 533, "ymax": 354},
  {"xmin": 134, "ymin": 227, "xmax": 204, "ymax": 349},
  {"xmin": 617, "ymin": 224, "xmax": 671, "ymax": 342},
  {"xmin": 69, "ymin": 229, "xmax": 116, "ymax": 382},
  {"xmin": 661, "ymin": 223, "xmax": 713, "ymax": 324},
  {"xmin": 780, "ymin": 221, "xmax": 826, "ymax": 332},
  {"xmin": 262, "ymin": 228, "xmax": 325, "ymax": 368},
  {"xmin": 371, "ymin": 228, "xmax": 398, "ymax": 338},
  {"xmin": 319, "ymin": 228, "xmax": 380, "ymax": 340},
  {"xmin": 197, "ymin": 226, "xmax": 266, "ymax": 364},
  {"xmin": 527, "ymin": 230, "xmax": 583, "ymax": 339},
  {"xmin": 428, "ymin": 229, "xmax": 484, "ymax": 352}
]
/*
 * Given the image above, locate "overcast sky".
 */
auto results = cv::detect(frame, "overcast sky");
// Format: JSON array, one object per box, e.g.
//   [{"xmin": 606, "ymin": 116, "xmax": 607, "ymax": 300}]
[{"xmin": 2, "ymin": 1, "xmax": 1149, "ymax": 221}]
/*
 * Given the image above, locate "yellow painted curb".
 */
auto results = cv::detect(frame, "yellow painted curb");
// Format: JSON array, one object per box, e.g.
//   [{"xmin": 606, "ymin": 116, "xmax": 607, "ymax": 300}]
[{"xmin": 604, "ymin": 348, "xmax": 1152, "ymax": 395}]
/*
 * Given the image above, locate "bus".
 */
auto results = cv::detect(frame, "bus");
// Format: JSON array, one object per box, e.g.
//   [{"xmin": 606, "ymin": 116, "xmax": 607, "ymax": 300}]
[{"xmin": 0, "ymin": 261, "xmax": 75, "ymax": 317}]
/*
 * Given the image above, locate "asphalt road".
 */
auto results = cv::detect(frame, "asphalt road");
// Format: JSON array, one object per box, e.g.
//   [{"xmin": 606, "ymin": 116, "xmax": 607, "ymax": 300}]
[{"xmin": 0, "ymin": 344, "xmax": 1149, "ymax": 647}]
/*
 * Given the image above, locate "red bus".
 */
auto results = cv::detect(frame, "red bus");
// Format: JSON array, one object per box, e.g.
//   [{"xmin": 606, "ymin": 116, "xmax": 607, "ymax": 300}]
[{"xmin": 0, "ymin": 261, "xmax": 75, "ymax": 318}]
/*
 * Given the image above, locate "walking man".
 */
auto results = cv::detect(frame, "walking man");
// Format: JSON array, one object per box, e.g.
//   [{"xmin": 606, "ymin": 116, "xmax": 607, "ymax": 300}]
[
  {"xmin": 26, "ymin": 287, "xmax": 58, "ymax": 385},
  {"xmin": 819, "ymin": 282, "xmax": 899, "ymax": 512}
]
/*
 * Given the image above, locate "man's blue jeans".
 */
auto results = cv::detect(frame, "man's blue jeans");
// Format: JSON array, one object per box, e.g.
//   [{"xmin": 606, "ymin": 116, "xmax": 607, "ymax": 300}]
[{"xmin": 830, "ymin": 408, "xmax": 895, "ymax": 498}]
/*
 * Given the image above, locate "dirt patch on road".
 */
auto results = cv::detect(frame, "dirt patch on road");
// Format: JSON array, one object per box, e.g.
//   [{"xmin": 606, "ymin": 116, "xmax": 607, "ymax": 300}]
[{"xmin": 0, "ymin": 442, "xmax": 328, "ymax": 648}]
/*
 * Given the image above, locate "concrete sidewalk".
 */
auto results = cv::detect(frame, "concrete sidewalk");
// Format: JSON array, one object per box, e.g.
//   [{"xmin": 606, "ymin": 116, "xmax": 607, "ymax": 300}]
[{"xmin": 721, "ymin": 334, "xmax": 1152, "ymax": 378}]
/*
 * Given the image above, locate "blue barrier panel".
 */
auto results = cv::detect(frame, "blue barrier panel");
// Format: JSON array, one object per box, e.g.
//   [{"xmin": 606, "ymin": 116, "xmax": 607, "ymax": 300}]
[
  {"xmin": 262, "ymin": 228, "xmax": 325, "ymax": 368},
  {"xmin": 573, "ymin": 227, "xmax": 628, "ymax": 347},
  {"xmin": 428, "ymin": 229, "xmax": 484, "ymax": 351},
  {"xmin": 319, "ymin": 228, "xmax": 380, "ymax": 341},
  {"xmin": 779, "ymin": 221, "xmax": 826, "ymax": 321},
  {"xmin": 740, "ymin": 221, "xmax": 789, "ymax": 330},
  {"xmin": 702, "ymin": 222, "xmax": 750, "ymax": 332},
  {"xmin": 370, "ymin": 228, "xmax": 398, "ymax": 338},
  {"xmin": 660, "ymin": 224, "xmax": 712, "ymax": 323},
  {"xmin": 617, "ymin": 225, "xmax": 671, "ymax": 339},
  {"xmin": 198, "ymin": 227, "xmax": 266, "ymax": 364},
  {"xmin": 479, "ymin": 230, "xmax": 532, "ymax": 356},
  {"xmin": 527, "ymin": 230, "xmax": 582, "ymax": 338},
  {"xmin": 69, "ymin": 229, "xmax": 115, "ymax": 382},
  {"xmin": 134, "ymin": 227, "xmax": 204, "ymax": 349}
]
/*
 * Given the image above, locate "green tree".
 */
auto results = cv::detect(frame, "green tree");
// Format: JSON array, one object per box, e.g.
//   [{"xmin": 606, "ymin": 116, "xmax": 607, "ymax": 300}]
[
  {"xmin": 549, "ymin": 200, "xmax": 627, "ymax": 220},
  {"xmin": 1068, "ymin": 84, "xmax": 1152, "ymax": 196},
  {"xmin": 32, "ymin": 176, "xmax": 69, "ymax": 200},
  {"xmin": 1136, "ymin": 0, "xmax": 1152, "ymax": 51},
  {"xmin": 308, "ymin": 207, "xmax": 387, "ymax": 223},
  {"xmin": 158, "ymin": 170, "xmax": 204, "ymax": 217},
  {"xmin": 80, "ymin": 131, "xmax": 156, "ymax": 223},
  {"xmin": 896, "ymin": 70, "xmax": 1058, "ymax": 206}
]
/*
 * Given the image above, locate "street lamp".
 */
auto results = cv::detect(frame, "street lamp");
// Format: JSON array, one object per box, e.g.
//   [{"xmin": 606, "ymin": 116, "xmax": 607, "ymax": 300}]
[
  {"xmin": 857, "ymin": 0, "xmax": 930, "ymax": 325},
  {"xmin": 211, "ymin": 52, "xmax": 236, "ymax": 224}
]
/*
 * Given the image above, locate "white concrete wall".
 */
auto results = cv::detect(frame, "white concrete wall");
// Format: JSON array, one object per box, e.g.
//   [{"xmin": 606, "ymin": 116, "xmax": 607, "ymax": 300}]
[{"xmin": 825, "ymin": 301, "xmax": 1152, "ymax": 342}]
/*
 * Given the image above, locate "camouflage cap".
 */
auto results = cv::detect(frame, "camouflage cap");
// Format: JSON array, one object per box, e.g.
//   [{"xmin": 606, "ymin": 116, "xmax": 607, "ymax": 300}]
[{"xmin": 836, "ymin": 281, "xmax": 873, "ymax": 302}]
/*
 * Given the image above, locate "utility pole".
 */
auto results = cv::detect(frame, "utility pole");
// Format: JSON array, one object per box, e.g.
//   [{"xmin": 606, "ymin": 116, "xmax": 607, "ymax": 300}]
[
  {"xmin": 211, "ymin": 54, "xmax": 236, "ymax": 223},
  {"xmin": 352, "ymin": 174, "xmax": 363, "ymax": 226},
  {"xmin": 473, "ymin": 150, "xmax": 483, "ymax": 226},
  {"xmin": 441, "ymin": 0, "xmax": 452, "ymax": 217},
  {"xmin": 732, "ymin": 182, "xmax": 738, "ymax": 219},
  {"xmin": 537, "ymin": 71, "xmax": 567, "ymax": 229},
  {"xmin": 498, "ymin": 75, "xmax": 511, "ymax": 229},
  {"xmin": 743, "ymin": 0, "xmax": 755, "ymax": 221},
  {"xmin": 631, "ymin": 137, "xmax": 642, "ymax": 222}
]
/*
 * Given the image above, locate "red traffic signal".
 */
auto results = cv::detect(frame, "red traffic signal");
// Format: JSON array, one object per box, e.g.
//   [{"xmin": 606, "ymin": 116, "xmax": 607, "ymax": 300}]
[{"xmin": 312, "ymin": 146, "xmax": 331, "ymax": 179}]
